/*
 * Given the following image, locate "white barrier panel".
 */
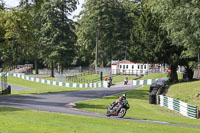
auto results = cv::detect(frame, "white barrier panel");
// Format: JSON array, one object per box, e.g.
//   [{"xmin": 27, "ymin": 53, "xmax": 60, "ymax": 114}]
[
  {"xmin": 139, "ymin": 80, "xmax": 144, "ymax": 85},
  {"xmin": 65, "ymin": 83, "xmax": 69, "ymax": 87},
  {"xmin": 147, "ymin": 79, "xmax": 152, "ymax": 85},
  {"xmin": 47, "ymin": 80, "xmax": 51, "ymax": 85},
  {"xmin": 180, "ymin": 101, "xmax": 188, "ymax": 108},
  {"xmin": 73, "ymin": 83, "xmax": 77, "ymax": 88},
  {"xmin": 79, "ymin": 84, "xmax": 83, "ymax": 88},
  {"xmin": 53, "ymin": 81, "xmax": 56, "ymax": 85},
  {"xmin": 59, "ymin": 82, "xmax": 62, "ymax": 87},
  {"xmin": 41, "ymin": 79, "xmax": 45, "ymax": 83},
  {"xmin": 132, "ymin": 80, "xmax": 137, "ymax": 85}
]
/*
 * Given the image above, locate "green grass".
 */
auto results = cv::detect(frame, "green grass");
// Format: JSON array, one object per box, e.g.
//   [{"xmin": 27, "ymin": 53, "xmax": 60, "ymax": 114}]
[
  {"xmin": 139, "ymin": 73, "xmax": 168, "ymax": 80},
  {"xmin": 112, "ymin": 75, "xmax": 137, "ymax": 84},
  {"xmin": 139, "ymin": 73, "xmax": 183, "ymax": 80},
  {"xmin": 75, "ymin": 85, "xmax": 200, "ymax": 126},
  {"xmin": 7, "ymin": 77, "xmax": 90, "ymax": 95},
  {"xmin": 0, "ymin": 107, "xmax": 199, "ymax": 133},
  {"xmin": 43, "ymin": 74, "xmax": 101, "ymax": 83},
  {"xmin": 42, "ymin": 74, "xmax": 137, "ymax": 84},
  {"xmin": 166, "ymin": 80, "xmax": 200, "ymax": 107}
]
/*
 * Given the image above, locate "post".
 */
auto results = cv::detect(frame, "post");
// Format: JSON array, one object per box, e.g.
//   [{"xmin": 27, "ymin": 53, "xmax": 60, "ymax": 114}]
[
  {"xmin": 100, "ymin": 71, "xmax": 103, "ymax": 81},
  {"xmin": 197, "ymin": 107, "xmax": 199, "ymax": 119},
  {"xmin": 156, "ymin": 95, "xmax": 160, "ymax": 105}
]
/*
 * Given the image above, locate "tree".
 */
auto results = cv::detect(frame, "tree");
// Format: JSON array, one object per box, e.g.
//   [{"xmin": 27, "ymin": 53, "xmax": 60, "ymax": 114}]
[
  {"xmin": 0, "ymin": 8, "xmax": 35, "ymax": 68},
  {"xmin": 129, "ymin": 2, "xmax": 185, "ymax": 82},
  {"xmin": 76, "ymin": 0, "xmax": 134, "ymax": 67},
  {"xmin": 151, "ymin": 0, "xmax": 200, "ymax": 80},
  {"xmin": 38, "ymin": 1, "xmax": 77, "ymax": 77}
]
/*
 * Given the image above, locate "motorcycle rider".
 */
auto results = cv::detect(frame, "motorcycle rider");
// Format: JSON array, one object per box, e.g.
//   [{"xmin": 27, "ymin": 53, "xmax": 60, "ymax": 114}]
[
  {"xmin": 124, "ymin": 77, "xmax": 128, "ymax": 85},
  {"xmin": 111, "ymin": 94, "xmax": 126, "ymax": 109},
  {"xmin": 108, "ymin": 76, "xmax": 112, "ymax": 87}
]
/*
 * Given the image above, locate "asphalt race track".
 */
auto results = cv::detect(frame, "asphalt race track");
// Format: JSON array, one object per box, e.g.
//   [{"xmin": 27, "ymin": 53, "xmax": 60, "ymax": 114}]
[{"xmin": 0, "ymin": 81, "xmax": 200, "ymax": 128}]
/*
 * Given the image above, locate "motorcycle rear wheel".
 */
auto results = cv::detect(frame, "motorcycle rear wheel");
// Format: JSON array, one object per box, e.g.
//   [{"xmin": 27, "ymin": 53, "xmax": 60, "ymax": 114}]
[{"xmin": 118, "ymin": 108, "xmax": 126, "ymax": 118}]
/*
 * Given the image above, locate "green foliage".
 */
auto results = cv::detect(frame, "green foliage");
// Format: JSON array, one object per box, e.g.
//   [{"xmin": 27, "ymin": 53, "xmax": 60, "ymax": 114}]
[
  {"xmin": 0, "ymin": 9, "xmax": 35, "ymax": 67},
  {"xmin": 37, "ymin": 1, "xmax": 77, "ymax": 76},
  {"xmin": 151, "ymin": 0, "xmax": 200, "ymax": 68},
  {"xmin": 76, "ymin": 0, "xmax": 137, "ymax": 67}
]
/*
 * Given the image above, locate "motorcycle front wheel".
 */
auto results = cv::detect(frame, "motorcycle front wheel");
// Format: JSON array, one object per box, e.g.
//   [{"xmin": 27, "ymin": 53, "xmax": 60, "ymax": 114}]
[
  {"xmin": 118, "ymin": 108, "xmax": 126, "ymax": 118},
  {"xmin": 106, "ymin": 107, "xmax": 111, "ymax": 117}
]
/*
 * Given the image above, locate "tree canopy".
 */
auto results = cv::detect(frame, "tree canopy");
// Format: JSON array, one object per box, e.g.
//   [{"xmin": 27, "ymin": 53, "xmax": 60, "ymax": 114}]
[{"xmin": 0, "ymin": 0, "xmax": 199, "ymax": 81}]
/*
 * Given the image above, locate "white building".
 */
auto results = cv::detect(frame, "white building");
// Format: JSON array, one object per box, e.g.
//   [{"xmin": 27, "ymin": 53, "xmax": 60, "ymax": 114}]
[{"xmin": 111, "ymin": 60, "xmax": 150, "ymax": 75}]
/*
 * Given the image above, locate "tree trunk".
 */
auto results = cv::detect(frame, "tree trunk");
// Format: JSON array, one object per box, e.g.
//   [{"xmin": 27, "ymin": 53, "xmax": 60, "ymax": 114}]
[
  {"xmin": 50, "ymin": 62, "xmax": 54, "ymax": 77},
  {"xmin": 186, "ymin": 67, "xmax": 194, "ymax": 80},
  {"xmin": 34, "ymin": 58, "xmax": 39, "ymax": 74},
  {"xmin": 169, "ymin": 65, "xmax": 178, "ymax": 83},
  {"xmin": 61, "ymin": 65, "xmax": 63, "ymax": 74}
]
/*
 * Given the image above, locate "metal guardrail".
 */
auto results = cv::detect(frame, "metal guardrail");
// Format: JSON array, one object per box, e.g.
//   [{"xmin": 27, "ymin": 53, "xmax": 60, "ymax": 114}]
[
  {"xmin": 133, "ymin": 78, "xmax": 200, "ymax": 119},
  {"xmin": 133, "ymin": 79, "xmax": 158, "ymax": 85},
  {"xmin": 0, "ymin": 73, "xmax": 106, "ymax": 88},
  {"xmin": 158, "ymin": 95, "xmax": 199, "ymax": 119}
]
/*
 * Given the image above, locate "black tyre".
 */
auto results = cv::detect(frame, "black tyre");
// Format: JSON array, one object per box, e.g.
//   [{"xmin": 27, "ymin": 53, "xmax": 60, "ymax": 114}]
[
  {"xmin": 118, "ymin": 108, "xmax": 126, "ymax": 118},
  {"xmin": 106, "ymin": 108, "xmax": 111, "ymax": 117}
]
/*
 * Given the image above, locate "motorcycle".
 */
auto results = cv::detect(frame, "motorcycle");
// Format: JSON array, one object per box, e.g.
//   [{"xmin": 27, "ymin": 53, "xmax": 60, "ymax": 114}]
[
  {"xmin": 106, "ymin": 99, "xmax": 130, "ymax": 118},
  {"xmin": 108, "ymin": 78, "xmax": 112, "ymax": 88},
  {"xmin": 124, "ymin": 80, "xmax": 128, "ymax": 85}
]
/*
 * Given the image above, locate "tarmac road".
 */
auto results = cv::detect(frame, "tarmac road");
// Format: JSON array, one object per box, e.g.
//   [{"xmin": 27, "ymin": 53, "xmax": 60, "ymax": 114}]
[
  {"xmin": 0, "ymin": 81, "xmax": 200, "ymax": 128},
  {"xmin": 0, "ymin": 81, "xmax": 138, "ymax": 115}
]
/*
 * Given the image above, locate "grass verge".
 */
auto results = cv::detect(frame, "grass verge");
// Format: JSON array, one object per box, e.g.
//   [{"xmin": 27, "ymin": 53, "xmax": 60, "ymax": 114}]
[
  {"xmin": 7, "ymin": 77, "xmax": 90, "ymax": 95},
  {"xmin": 166, "ymin": 80, "xmax": 200, "ymax": 107},
  {"xmin": 43, "ymin": 74, "xmax": 101, "ymax": 83},
  {"xmin": 139, "ymin": 73, "xmax": 182, "ymax": 80},
  {"xmin": 75, "ymin": 85, "xmax": 200, "ymax": 126},
  {"xmin": 0, "ymin": 107, "xmax": 199, "ymax": 133},
  {"xmin": 112, "ymin": 75, "xmax": 137, "ymax": 84}
]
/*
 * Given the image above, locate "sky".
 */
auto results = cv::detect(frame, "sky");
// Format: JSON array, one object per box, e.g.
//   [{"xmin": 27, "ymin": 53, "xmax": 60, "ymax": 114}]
[{"xmin": 4, "ymin": 0, "xmax": 84, "ymax": 19}]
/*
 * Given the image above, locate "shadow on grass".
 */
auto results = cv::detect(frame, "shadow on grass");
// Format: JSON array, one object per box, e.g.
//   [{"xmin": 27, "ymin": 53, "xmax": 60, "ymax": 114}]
[
  {"xmin": 0, "ymin": 107, "xmax": 23, "ymax": 112},
  {"xmin": 75, "ymin": 103, "xmax": 106, "ymax": 109},
  {"xmin": 104, "ymin": 89, "xmax": 149, "ymax": 100},
  {"xmin": 75, "ymin": 89, "xmax": 149, "ymax": 110}
]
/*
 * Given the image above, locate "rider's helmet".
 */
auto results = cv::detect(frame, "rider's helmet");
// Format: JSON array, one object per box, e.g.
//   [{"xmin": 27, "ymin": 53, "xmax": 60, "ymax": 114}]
[{"xmin": 121, "ymin": 94, "xmax": 126, "ymax": 100}]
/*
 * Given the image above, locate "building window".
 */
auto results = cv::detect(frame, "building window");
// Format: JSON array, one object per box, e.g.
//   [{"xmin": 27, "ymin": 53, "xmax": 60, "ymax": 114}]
[
  {"xmin": 138, "ymin": 65, "xmax": 140, "ymax": 69},
  {"xmin": 123, "ymin": 65, "xmax": 125, "ymax": 69},
  {"xmin": 132, "ymin": 65, "xmax": 134, "ymax": 69},
  {"xmin": 141, "ymin": 65, "xmax": 143, "ymax": 69},
  {"xmin": 126, "ymin": 65, "xmax": 128, "ymax": 69},
  {"xmin": 144, "ymin": 65, "xmax": 146, "ymax": 69},
  {"xmin": 120, "ymin": 65, "xmax": 122, "ymax": 68}
]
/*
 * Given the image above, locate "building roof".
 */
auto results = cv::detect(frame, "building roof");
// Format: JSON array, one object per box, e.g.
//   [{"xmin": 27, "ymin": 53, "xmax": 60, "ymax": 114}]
[
  {"xmin": 111, "ymin": 60, "xmax": 119, "ymax": 65},
  {"xmin": 119, "ymin": 60, "xmax": 134, "ymax": 64}
]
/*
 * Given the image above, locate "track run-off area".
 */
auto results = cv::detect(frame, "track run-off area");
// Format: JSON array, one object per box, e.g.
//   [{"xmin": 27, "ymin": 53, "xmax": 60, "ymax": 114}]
[{"xmin": 0, "ymin": 81, "xmax": 200, "ymax": 129}]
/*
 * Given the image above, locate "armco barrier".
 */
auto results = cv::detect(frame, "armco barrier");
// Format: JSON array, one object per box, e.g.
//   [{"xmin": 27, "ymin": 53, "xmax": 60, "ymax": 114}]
[
  {"xmin": 133, "ymin": 79, "xmax": 157, "ymax": 85},
  {"xmin": 0, "ymin": 73, "xmax": 106, "ymax": 88},
  {"xmin": 159, "ymin": 95, "xmax": 199, "ymax": 119}
]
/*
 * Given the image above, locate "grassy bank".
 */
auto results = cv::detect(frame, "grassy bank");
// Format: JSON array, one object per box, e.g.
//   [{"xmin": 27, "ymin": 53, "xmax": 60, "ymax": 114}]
[
  {"xmin": 0, "ymin": 107, "xmax": 199, "ymax": 133},
  {"xmin": 42, "ymin": 74, "xmax": 137, "ymax": 84},
  {"xmin": 139, "ymin": 73, "xmax": 183, "ymax": 80},
  {"xmin": 112, "ymin": 75, "xmax": 137, "ymax": 84},
  {"xmin": 139, "ymin": 73, "xmax": 168, "ymax": 80},
  {"xmin": 167, "ymin": 80, "xmax": 200, "ymax": 107},
  {"xmin": 7, "ymin": 77, "xmax": 89, "ymax": 95},
  {"xmin": 75, "ymin": 85, "xmax": 200, "ymax": 126},
  {"xmin": 43, "ymin": 74, "xmax": 100, "ymax": 83}
]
